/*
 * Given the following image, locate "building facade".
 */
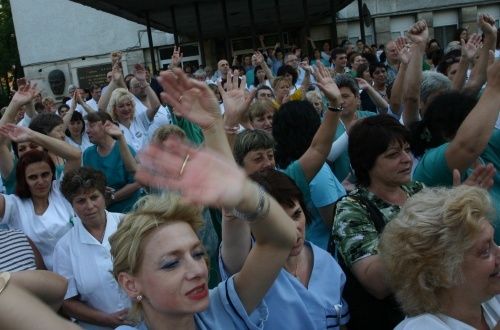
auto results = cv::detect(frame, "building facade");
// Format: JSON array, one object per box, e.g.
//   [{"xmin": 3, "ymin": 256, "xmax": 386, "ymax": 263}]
[{"xmin": 10, "ymin": 0, "xmax": 500, "ymax": 101}]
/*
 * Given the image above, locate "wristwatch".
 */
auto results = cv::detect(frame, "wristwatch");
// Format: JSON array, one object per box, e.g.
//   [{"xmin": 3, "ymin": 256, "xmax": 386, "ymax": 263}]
[{"xmin": 327, "ymin": 105, "xmax": 343, "ymax": 112}]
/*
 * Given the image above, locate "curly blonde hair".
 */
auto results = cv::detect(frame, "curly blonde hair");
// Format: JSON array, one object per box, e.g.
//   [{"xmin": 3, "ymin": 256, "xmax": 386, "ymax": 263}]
[
  {"xmin": 379, "ymin": 186, "xmax": 494, "ymax": 316},
  {"xmin": 109, "ymin": 88, "xmax": 136, "ymax": 122},
  {"xmin": 109, "ymin": 193, "xmax": 207, "ymax": 323}
]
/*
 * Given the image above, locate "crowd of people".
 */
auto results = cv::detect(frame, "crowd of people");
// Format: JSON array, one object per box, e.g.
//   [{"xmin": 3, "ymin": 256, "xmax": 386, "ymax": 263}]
[{"xmin": 1, "ymin": 13, "xmax": 500, "ymax": 330}]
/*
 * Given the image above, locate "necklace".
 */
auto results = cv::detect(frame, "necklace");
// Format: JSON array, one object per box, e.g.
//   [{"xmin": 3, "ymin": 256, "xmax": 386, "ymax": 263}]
[
  {"xmin": 284, "ymin": 254, "xmax": 300, "ymax": 278},
  {"xmin": 96, "ymin": 216, "xmax": 108, "ymax": 244},
  {"xmin": 97, "ymin": 141, "xmax": 116, "ymax": 157}
]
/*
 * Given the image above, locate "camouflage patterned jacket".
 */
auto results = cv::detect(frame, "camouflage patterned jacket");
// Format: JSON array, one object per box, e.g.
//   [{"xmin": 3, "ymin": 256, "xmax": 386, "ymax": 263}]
[{"xmin": 332, "ymin": 181, "xmax": 423, "ymax": 268}]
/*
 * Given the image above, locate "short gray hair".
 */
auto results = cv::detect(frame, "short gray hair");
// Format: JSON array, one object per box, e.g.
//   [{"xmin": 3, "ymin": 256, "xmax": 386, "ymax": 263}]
[
  {"xmin": 420, "ymin": 71, "xmax": 450, "ymax": 104},
  {"xmin": 194, "ymin": 69, "xmax": 207, "ymax": 78},
  {"xmin": 334, "ymin": 74, "xmax": 360, "ymax": 96}
]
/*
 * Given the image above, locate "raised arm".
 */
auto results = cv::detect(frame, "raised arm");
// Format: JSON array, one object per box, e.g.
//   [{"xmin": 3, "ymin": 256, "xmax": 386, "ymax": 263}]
[
  {"xmin": 0, "ymin": 82, "xmax": 40, "ymax": 180},
  {"xmin": 255, "ymin": 51, "xmax": 275, "ymax": 84},
  {"xmin": 298, "ymin": 62, "xmax": 311, "ymax": 96},
  {"xmin": 75, "ymin": 87, "xmax": 96, "ymax": 115},
  {"xmin": 0, "ymin": 124, "xmax": 81, "ymax": 173},
  {"xmin": 258, "ymin": 35, "xmax": 267, "ymax": 52},
  {"xmin": 402, "ymin": 20, "xmax": 428, "ymax": 127},
  {"xmin": 103, "ymin": 120, "xmax": 137, "ymax": 174},
  {"xmin": 445, "ymin": 59, "xmax": 500, "ymax": 173},
  {"xmin": 15, "ymin": 78, "xmax": 38, "ymax": 119},
  {"xmin": 158, "ymin": 68, "xmax": 233, "ymax": 160},
  {"xmin": 451, "ymin": 33, "xmax": 481, "ymax": 92},
  {"xmin": 298, "ymin": 62, "xmax": 342, "ymax": 183},
  {"xmin": 111, "ymin": 51, "xmax": 126, "ymax": 89},
  {"xmin": 134, "ymin": 64, "xmax": 161, "ymax": 122},
  {"xmin": 135, "ymin": 138, "xmax": 296, "ymax": 315},
  {"xmin": 219, "ymin": 72, "xmax": 256, "ymax": 150},
  {"xmin": 169, "ymin": 46, "xmax": 183, "ymax": 69},
  {"xmin": 389, "ymin": 37, "xmax": 410, "ymax": 117},
  {"xmin": 160, "ymin": 68, "xmax": 256, "ymax": 277},
  {"xmin": 357, "ymin": 78, "xmax": 388, "ymax": 114},
  {"xmin": 98, "ymin": 61, "xmax": 122, "ymax": 112},
  {"xmin": 307, "ymin": 36, "xmax": 317, "ymax": 50},
  {"xmin": 61, "ymin": 93, "xmax": 78, "ymax": 133},
  {"xmin": 465, "ymin": 14, "xmax": 497, "ymax": 96}
]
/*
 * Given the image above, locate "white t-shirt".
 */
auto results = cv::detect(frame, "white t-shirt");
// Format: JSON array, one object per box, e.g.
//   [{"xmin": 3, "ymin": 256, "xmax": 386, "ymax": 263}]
[
  {"xmin": 118, "ymin": 110, "xmax": 152, "ymax": 153},
  {"xmin": 131, "ymin": 94, "xmax": 171, "ymax": 138},
  {"xmin": 66, "ymin": 133, "xmax": 92, "ymax": 153},
  {"xmin": 67, "ymin": 99, "xmax": 87, "ymax": 117},
  {"xmin": 53, "ymin": 211, "xmax": 130, "ymax": 330},
  {"xmin": 0, "ymin": 178, "xmax": 75, "ymax": 271},
  {"xmin": 86, "ymin": 98, "xmax": 99, "ymax": 112},
  {"xmin": 395, "ymin": 296, "xmax": 500, "ymax": 329}
]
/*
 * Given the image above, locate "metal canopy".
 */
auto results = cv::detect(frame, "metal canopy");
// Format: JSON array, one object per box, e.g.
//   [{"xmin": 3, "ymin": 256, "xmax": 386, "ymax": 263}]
[{"xmin": 70, "ymin": 0, "xmax": 354, "ymax": 40}]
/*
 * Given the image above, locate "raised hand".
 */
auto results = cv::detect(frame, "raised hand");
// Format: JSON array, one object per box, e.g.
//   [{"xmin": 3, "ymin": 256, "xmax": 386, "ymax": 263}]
[
  {"xmin": 16, "ymin": 78, "xmax": 27, "ymax": 89},
  {"xmin": 486, "ymin": 57, "xmax": 500, "ymax": 89},
  {"xmin": 136, "ymin": 138, "xmax": 247, "ymax": 208},
  {"xmin": 158, "ymin": 68, "xmax": 221, "ymax": 130},
  {"xmin": 134, "ymin": 63, "xmax": 147, "ymax": 82},
  {"xmin": 477, "ymin": 13, "xmax": 496, "ymax": 36},
  {"xmin": 395, "ymin": 37, "xmax": 411, "ymax": 65},
  {"xmin": 453, "ymin": 163, "xmax": 496, "ymax": 190},
  {"xmin": 356, "ymin": 78, "xmax": 371, "ymax": 90},
  {"xmin": 218, "ymin": 71, "xmax": 254, "ymax": 125},
  {"xmin": 313, "ymin": 62, "xmax": 341, "ymax": 104},
  {"xmin": 103, "ymin": 120, "xmax": 123, "ymax": 139},
  {"xmin": 299, "ymin": 61, "xmax": 311, "ymax": 73},
  {"xmin": 407, "ymin": 20, "xmax": 429, "ymax": 49},
  {"xmin": 171, "ymin": 45, "xmax": 183, "ymax": 68},
  {"xmin": 11, "ymin": 80, "xmax": 40, "ymax": 106},
  {"xmin": 111, "ymin": 51, "xmax": 122, "ymax": 66},
  {"xmin": 74, "ymin": 88, "xmax": 85, "ymax": 105},
  {"xmin": 254, "ymin": 51, "xmax": 264, "ymax": 65},
  {"xmin": 111, "ymin": 61, "xmax": 123, "ymax": 82},
  {"xmin": 461, "ymin": 33, "xmax": 482, "ymax": 61},
  {"xmin": 0, "ymin": 124, "xmax": 33, "ymax": 143}
]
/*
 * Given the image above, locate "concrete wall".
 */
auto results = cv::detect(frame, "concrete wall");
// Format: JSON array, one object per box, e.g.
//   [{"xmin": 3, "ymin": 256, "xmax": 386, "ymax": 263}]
[{"xmin": 10, "ymin": 0, "xmax": 175, "ymax": 100}]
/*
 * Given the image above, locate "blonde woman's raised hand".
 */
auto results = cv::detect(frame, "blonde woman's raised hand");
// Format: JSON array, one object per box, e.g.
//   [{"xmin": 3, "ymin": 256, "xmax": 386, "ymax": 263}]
[
  {"xmin": 136, "ymin": 137, "xmax": 248, "ymax": 208},
  {"xmin": 158, "ymin": 68, "xmax": 221, "ymax": 130}
]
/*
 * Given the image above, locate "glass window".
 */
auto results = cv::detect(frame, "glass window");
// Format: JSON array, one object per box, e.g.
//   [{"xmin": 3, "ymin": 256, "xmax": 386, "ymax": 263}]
[{"xmin": 434, "ymin": 25, "xmax": 456, "ymax": 48}]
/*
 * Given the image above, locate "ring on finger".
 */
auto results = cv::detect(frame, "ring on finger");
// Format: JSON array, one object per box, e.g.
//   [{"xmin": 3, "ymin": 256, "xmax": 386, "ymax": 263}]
[{"xmin": 179, "ymin": 154, "xmax": 190, "ymax": 177}]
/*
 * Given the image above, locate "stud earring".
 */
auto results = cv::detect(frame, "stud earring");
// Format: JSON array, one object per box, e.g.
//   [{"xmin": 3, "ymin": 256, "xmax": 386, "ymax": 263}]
[{"xmin": 133, "ymin": 295, "xmax": 143, "ymax": 302}]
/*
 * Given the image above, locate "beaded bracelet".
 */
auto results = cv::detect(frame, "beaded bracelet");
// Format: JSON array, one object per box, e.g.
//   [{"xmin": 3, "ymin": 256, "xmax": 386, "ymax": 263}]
[
  {"xmin": 233, "ymin": 185, "xmax": 269, "ymax": 223},
  {"xmin": 0, "ymin": 272, "xmax": 10, "ymax": 295}
]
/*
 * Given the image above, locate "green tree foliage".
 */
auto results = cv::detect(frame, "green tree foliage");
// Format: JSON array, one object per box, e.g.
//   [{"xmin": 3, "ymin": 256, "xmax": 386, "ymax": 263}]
[{"xmin": 0, "ymin": 0, "xmax": 23, "ymax": 107}]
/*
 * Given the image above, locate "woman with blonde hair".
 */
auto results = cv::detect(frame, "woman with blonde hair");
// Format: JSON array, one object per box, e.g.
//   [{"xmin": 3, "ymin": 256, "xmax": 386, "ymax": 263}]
[
  {"xmin": 109, "ymin": 137, "xmax": 296, "ymax": 329},
  {"xmin": 379, "ymin": 185, "xmax": 500, "ymax": 329},
  {"xmin": 100, "ymin": 63, "xmax": 161, "ymax": 153},
  {"xmin": 305, "ymin": 90, "xmax": 325, "ymax": 117},
  {"xmin": 248, "ymin": 99, "xmax": 278, "ymax": 133}
]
